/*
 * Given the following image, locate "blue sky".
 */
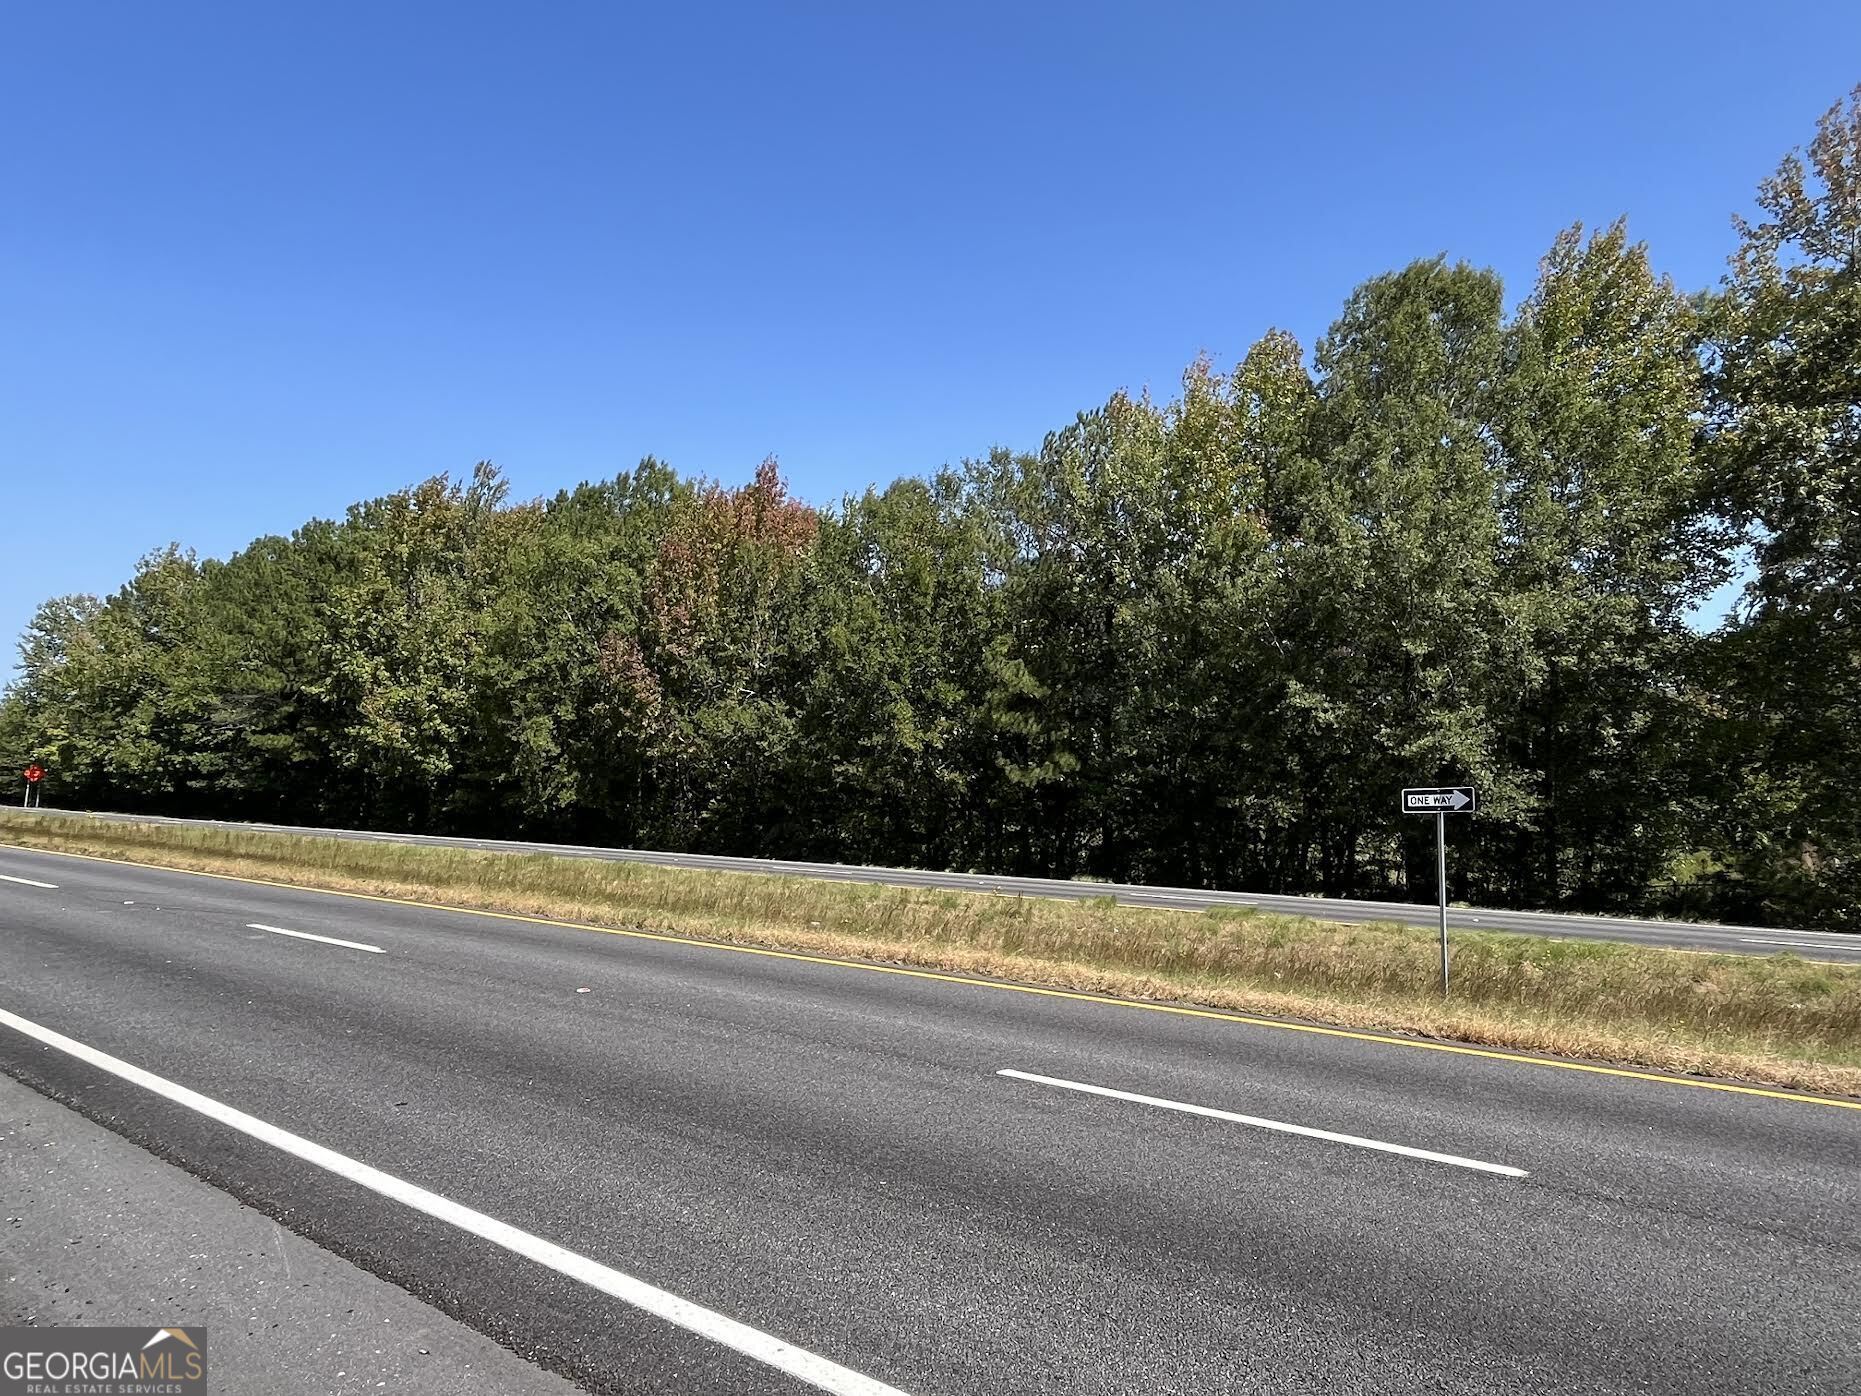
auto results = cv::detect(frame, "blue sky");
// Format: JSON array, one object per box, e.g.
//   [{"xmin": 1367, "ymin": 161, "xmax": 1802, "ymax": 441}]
[{"xmin": 4, "ymin": 3, "xmax": 1856, "ymax": 665}]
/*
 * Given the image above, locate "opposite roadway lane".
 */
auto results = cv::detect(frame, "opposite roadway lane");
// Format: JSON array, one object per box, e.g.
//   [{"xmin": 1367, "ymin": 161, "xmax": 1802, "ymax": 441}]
[
  {"xmin": 15, "ymin": 805, "xmax": 1861, "ymax": 962},
  {"xmin": 1, "ymin": 842, "xmax": 1857, "ymax": 1394}
]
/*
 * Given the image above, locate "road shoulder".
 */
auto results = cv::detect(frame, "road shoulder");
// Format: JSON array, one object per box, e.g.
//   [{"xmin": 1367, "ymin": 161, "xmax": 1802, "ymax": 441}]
[{"xmin": 0, "ymin": 1071, "xmax": 583, "ymax": 1396}]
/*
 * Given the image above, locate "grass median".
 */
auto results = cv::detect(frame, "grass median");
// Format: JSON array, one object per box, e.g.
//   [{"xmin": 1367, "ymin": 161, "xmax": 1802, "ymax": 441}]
[{"xmin": 3, "ymin": 810, "xmax": 1859, "ymax": 1098}]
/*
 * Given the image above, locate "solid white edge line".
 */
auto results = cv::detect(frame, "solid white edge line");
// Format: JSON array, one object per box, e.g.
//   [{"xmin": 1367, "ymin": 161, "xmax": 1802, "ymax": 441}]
[
  {"xmin": 246, "ymin": 923, "xmax": 386, "ymax": 955},
  {"xmin": 0, "ymin": 873, "xmax": 58, "ymax": 889},
  {"xmin": 999, "ymin": 1069, "xmax": 1528, "ymax": 1178},
  {"xmin": 0, "ymin": 1008, "xmax": 910, "ymax": 1396}
]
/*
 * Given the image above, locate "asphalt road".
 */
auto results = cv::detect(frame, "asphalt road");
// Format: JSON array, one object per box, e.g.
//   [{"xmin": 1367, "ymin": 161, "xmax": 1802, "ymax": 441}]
[
  {"xmin": 18, "ymin": 805, "xmax": 1861, "ymax": 962},
  {"xmin": 2, "ymin": 843, "xmax": 1858, "ymax": 1394},
  {"xmin": 1, "ymin": 1073, "xmax": 581, "ymax": 1395}
]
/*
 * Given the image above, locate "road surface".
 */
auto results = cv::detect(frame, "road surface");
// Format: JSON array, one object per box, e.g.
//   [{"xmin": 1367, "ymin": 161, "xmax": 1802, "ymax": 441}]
[
  {"xmin": 1, "ymin": 1072, "xmax": 580, "ymax": 1395},
  {"xmin": 13, "ymin": 805, "xmax": 1860, "ymax": 962},
  {"xmin": 1, "ymin": 842, "xmax": 1856, "ymax": 1393}
]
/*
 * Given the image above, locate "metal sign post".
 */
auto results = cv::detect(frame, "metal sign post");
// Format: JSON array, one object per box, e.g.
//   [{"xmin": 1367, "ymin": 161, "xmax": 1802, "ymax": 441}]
[
  {"xmin": 1435, "ymin": 810, "xmax": 1448, "ymax": 991},
  {"xmin": 1400, "ymin": 787, "xmax": 1477, "ymax": 993}
]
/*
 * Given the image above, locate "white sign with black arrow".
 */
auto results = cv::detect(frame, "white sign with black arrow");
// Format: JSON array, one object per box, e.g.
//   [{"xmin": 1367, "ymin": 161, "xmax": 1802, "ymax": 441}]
[{"xmin": 1400, "ymin": 786, "xmax": 1477, "ymax": 992}]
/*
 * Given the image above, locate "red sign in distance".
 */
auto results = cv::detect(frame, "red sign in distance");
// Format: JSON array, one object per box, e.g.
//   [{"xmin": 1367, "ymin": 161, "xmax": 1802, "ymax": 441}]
[{"xmin": 23, "ymin": 764, "xmax": 44, "ymax": 784}]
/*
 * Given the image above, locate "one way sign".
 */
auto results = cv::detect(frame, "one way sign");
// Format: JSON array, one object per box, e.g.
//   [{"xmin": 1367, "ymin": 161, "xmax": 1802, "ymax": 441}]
[{"xmin": 1402, "ymin": 786, "xmax": 1476, "ymax": 814}]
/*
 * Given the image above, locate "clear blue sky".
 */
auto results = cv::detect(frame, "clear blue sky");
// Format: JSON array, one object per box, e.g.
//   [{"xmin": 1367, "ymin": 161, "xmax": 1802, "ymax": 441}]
[{"xmin": 4, "ymin": 3, "xmax": 1855, "ymax": 667}]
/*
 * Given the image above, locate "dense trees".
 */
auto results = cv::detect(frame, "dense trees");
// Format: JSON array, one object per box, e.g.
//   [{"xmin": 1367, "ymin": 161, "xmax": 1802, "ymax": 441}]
[
  {"xmin": 1492, "ymin": 222, "xmax": 1718, "ymax": 911},
  {"xmin": 1700, "ymin": 89, "xmax": 1861, "ymax": 930},
  {"xmin": 6, "ymin": 91, "xmax": 1859, "ymax": 928}
]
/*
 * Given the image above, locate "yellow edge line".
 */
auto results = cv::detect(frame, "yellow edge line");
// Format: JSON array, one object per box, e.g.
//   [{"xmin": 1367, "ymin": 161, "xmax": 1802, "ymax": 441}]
[{"xmin": 4, "ymin": 837, "xmax": 1859, "ymax": 1114}]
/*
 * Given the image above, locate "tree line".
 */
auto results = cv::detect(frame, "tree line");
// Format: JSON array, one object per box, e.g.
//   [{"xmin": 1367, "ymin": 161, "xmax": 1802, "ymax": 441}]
[{"xmin": 5, "ymin": 91, "xmax": 1858, "ymax": 930}]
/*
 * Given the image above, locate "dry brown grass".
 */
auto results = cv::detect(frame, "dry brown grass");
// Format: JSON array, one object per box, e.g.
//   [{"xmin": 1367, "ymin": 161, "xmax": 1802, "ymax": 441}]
[{"xmin": 5, "ymin": 811, "xmax": 1860, "ymax": 1098}]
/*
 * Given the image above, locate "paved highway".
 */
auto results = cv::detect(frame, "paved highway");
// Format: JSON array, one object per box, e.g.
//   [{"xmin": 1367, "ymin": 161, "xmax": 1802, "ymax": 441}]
[
  {"xmin": 2, "ymin": 1072, "xmax": 581, "ymax": 1395},
  {"xmin": 1, "ymin": 843, "xmax": 1857, "ymax": 1394},
  {"xmin": 16, "ymin": 805, "xmax": 1861, "ymax": 962}
]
